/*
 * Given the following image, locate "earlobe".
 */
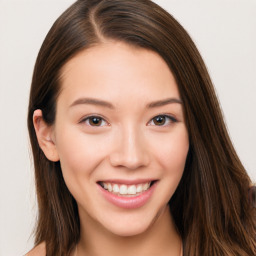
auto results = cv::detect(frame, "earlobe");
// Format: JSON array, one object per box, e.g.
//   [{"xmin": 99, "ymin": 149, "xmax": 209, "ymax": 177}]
[{"xmin": 33, "ymin": 109, "xmax": 60, "ymax": 162}]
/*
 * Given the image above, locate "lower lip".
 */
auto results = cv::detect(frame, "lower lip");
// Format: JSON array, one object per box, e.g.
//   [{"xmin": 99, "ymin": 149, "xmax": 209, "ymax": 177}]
[{"xmin": 98, "ymin": 182, "xmax": 157, "ymax": 209}]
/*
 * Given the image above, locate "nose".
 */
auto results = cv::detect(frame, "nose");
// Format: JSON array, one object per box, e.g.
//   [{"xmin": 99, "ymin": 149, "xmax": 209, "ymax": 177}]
[{"xmin": 109, "ymin": 126, "xmax": 150, "ymax": 170}]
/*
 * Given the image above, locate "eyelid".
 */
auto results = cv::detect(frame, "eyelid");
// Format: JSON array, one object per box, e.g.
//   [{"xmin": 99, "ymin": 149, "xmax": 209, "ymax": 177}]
[
  {"xmin": 147, "ymin": 114, "xmax": 178, "ymax": 126},
  {"xmin": 78, "ymin": 114, "xmax": 178, "ymax": 127},
  {"xmin": 79, "ymin": 114, "xmax": 110, "ymax": 127}
]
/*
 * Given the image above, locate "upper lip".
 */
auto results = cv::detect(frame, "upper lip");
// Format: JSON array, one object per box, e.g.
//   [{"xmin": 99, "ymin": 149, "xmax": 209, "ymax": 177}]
[{"xmin": 97, "ymin": 179, "xmax": 157, "ymax": 185}]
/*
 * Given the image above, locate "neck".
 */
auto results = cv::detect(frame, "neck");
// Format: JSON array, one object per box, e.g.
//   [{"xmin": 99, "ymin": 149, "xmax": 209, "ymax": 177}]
[{"xmin": 77, "ymin": 206, "xmax": 182, "ymax": 256}]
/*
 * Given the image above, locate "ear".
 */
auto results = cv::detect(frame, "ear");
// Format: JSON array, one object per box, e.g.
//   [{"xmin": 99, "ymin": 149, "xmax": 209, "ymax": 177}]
[{"xmin": 33, "ymin": 109, "xmax": 60, "ymax": 162}]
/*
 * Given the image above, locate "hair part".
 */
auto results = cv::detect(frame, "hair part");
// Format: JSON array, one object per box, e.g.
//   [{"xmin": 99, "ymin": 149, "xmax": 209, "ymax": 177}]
[{"xmin": 28, "ymin": 0, "xmax": 256, "ymax": 255}]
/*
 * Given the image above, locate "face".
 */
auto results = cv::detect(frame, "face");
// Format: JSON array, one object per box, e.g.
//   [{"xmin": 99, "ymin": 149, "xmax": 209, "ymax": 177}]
[{"xmin": 50, "ymin": 42, "xmax": 189, "ymax": 236}]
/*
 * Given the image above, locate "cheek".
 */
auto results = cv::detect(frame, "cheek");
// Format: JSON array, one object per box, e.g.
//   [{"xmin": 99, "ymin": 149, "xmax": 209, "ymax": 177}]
[
  {"xmin": 54, "ymin": 127, "xmax": 111, "ymax": 181},
  {"xmin": 54, "ymin": 130, "xmax": 112, "ymax": 205},
  {"xmin": 146, "ymin": 127, "xmax": 189, "ymax": 205},
  {"xmin": 152, "ymin": 127, "xmax": 189, "ymax": 176}
]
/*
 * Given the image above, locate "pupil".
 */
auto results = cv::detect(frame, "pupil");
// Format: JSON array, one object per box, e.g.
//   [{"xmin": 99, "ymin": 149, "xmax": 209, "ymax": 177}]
[
  {"xmin": 154, "ymin": 116, "xmax": 165, "ymax": 125},
  {"xmin": 90, "ymin": 117, "xmax": 101, "ymax": 126}
]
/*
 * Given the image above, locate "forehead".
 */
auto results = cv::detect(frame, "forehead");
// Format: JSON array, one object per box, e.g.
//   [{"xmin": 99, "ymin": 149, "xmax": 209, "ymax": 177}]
[{"xmin": 58, "ymin": 41, "xmax": 180, "ymax": 106}]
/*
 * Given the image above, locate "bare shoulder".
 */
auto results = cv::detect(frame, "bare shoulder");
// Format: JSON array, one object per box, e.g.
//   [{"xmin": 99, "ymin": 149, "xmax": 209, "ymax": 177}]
[{"xmin": 25, "ymin": 242, "xmax": 46, "ymax": 256}]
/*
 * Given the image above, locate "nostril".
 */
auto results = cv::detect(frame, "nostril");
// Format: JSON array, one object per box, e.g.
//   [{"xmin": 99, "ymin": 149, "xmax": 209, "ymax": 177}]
[
  {"xmin": 109, "ymin": 153, "xmax": 148, "ymax": 170},
  {"xmin": 108, "ymin": 134, "xmax": 150, "ymax": 169}
]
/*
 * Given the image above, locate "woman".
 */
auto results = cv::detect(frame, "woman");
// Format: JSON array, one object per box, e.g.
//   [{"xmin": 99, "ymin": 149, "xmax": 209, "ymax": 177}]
[{"xmin": 27, "ymin": 0, "xmax": 255, "ymax": 255}]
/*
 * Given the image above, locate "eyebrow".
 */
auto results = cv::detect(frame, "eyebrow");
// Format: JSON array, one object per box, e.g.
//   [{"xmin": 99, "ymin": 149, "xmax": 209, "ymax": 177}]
[
  {"xmin": 69, "ymin": 98, "xmax": 114, "ymax": 109},
  {"xmin": 146, "ymin": 98, "xmax": 182, "ymax": 108},
  {"xmin": 69, "ymin": 97, "xmax": 182, "ymax": 109}
]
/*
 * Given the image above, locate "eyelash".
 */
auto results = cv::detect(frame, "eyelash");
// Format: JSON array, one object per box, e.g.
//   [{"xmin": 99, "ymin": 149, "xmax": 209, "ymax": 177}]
[
  {"xmin": 80, "ymin": 114, "xmax": 177, "ymax": 127},
  {"xmin": 80, "ymin": 115, "xmax": 109, "ymax": 127},
  {"xmin": 147, "ymin": 114, "xmax": 177, "ymax": 126}
]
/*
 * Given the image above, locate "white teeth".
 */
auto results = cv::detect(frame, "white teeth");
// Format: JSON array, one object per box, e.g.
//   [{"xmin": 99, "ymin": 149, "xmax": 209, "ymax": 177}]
[
  {"xmin": 128, "ymin": 185, "xmax": 136, "ymax": 195},
  {"xmin": 136, "ymin": 184, "xmax": 142, "ymax": 193},
  {"xmin": 107, "ymin": 183, "xmax": 112, "ymax": 192},
  {"xmin": 119, "ymin": 185, "xmax": 128, "ymax": 195},
  {"xmin": 143, "ymin": 182, "xmax": 150, "ymax": 191},
  {"xmin": 113, "ymin": 184, "xmax": 119, "ymax": 193},
  {"xmin": 102, "ymin": 182, "xmax": 152, "ymax": 196}
]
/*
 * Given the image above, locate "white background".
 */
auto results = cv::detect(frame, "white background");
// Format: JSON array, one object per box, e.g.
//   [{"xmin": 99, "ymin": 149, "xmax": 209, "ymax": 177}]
[{"xmin": 0, "ymin": 0, "xmax": 255, "ymax": 255}]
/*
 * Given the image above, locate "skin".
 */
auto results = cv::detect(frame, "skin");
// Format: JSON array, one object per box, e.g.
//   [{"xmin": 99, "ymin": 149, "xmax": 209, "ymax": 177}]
[{"xmin": 33, "ymin": 41, "xmax": 188, "ymax": 256}]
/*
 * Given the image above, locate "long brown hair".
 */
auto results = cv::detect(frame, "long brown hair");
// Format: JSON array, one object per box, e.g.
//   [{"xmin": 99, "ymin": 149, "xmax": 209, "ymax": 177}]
[{"xmin": 27, "ymin": 0, "xmax": 256, "ymax": 255}]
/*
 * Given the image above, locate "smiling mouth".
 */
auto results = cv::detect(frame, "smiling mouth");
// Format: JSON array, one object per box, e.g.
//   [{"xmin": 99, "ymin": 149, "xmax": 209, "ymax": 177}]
[{"xmin": 98, "ymin": 181, "xmax": 156, "ymax": 197}]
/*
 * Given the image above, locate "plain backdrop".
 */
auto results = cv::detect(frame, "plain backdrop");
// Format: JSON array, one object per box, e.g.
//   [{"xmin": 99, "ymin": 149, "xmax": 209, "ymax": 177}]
[{"xmin": 0, "ymin": 0, "xmax": 255, "ymax": 255}]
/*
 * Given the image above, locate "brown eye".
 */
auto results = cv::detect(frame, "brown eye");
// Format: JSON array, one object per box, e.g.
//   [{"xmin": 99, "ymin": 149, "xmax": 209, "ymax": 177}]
[
  {"xmin": 83, "ymin": 116, "xmax": 108, "ymax": 127},
  {"xmin": 148, "ymin": 115, "xmax": 177, "ymax": 126},
  {"xmin": 153, "ymin": 115, "xmax": 166, "ymax": 126},
  {"xmin": 88, "ymin": 117, "xmax": 102, "ymax": 126}
]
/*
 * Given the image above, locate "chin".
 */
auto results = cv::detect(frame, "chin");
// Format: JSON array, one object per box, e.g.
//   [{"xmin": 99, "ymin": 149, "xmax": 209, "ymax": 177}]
[
  {"xmin": 107, "ymin": 222, "xmax": 151, "ymax": 237},
  {"xmin": 98, "ymin": 210, "xmax": 159, "ymax": 237}
]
